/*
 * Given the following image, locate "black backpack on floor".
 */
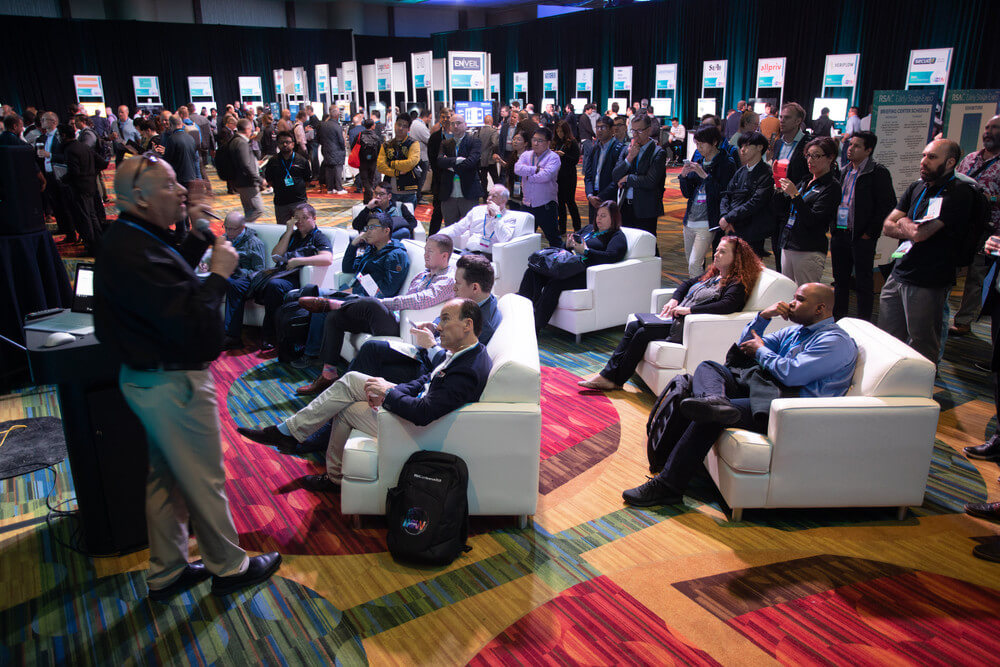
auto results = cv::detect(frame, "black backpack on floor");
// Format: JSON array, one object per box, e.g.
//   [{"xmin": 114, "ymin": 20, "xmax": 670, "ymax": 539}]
[
  {"xmin": 386, "ymin": 451, "xmax": 471, "ymax": 566},
  {"xmin": 275, "ymin": 285, "xmax": 318, "ymax": 364},
  {"xmin": 646, "ymin": 373, "xmax": 693, "ymax": 473}
]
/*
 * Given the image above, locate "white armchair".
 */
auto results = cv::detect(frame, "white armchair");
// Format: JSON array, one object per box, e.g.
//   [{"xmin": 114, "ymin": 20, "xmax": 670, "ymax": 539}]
[
  {"xmin": 636, "ymin": 268, "xmax": 797, "ymax": 395},
  {"xmin": 340, "ymin": 294, "xmax": 542, "ymax": 524},
  {"xmin": 704, "ymin": 318, "xmax": 940, "ymax": 521},
  {"xmin": 241, "ymin": 223, "xmax": 352, "ymax": 327},
  {"xmin": 349, "ymin": 202, "xmax": 425, "ymax": 241},
  {"xmin": 486, "ymin": 211, "xmax": 539, "ymax": 297},
  {"xmin": 548, "ymin": 228, "xmax": 661, "ymax": 343}
]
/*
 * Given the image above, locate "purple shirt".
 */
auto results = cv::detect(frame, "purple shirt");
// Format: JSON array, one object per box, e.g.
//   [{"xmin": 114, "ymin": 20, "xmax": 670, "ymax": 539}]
[{"xmin": 514, "ymin": 149, "xmax": 561, "ymax": 207}]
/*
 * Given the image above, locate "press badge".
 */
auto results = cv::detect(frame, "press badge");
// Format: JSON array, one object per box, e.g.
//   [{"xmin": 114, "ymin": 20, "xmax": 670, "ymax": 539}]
[
  {"xmin": 891, "ymin": 240, "xmax": 913, "ymax": 259},
  {"xmin": 284, "ymin": 175, "xmax": 294, "ymax": 187},
  {"xmin": 918, "ymin": 197, "xmax": 943, "ymax": 222},
  {"xmin": 836, "ymin": 205, "xmax": 849, "ymax": 229}
]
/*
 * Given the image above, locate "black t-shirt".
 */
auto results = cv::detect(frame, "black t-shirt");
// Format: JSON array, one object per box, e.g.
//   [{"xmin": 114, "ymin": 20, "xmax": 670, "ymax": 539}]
[
  {"xmin": 263, "ymin": 152, "xmax": 311, "ymax": 205},
  {"xmin": 891, "ymin": 175, "xmax": 975, "ymax": 288},
  {"xmin": 286, "ymin": 226, "xmax": 333, "ymax": 258}
]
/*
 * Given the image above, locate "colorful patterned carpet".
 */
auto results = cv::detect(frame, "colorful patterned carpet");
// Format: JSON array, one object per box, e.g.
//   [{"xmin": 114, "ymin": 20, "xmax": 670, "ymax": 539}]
[{"xmin": 2, "ymin": 164, "xmax": 999, "ymax": 665}]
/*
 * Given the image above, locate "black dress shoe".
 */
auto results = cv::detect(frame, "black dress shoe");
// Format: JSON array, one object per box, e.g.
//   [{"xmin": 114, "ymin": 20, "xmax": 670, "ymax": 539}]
[
  {"xmin": 223, "ymin": 336, "xmax": 242, "ymax": 350},
  {"xmin": 622, "ymin": 478, "xmax": 683, "ymax": 507},
  {"xmin": 973, "ymin": 540, "xmax": 1000, "ymax": 563},
  {"xmin": 679, "ymin": 396, "xmax": 741, "ymax": 425},
  {"xmin": 211, "ymin": 552, "xmax": 282, "ymax": 596},
  {"xmin": 147, "ymin": 562, "xmax": 210, "ymax": 602},
  {"xmin": 965, "ymin": 501, "xmax": 1000, "ymax": 521},
  {"xmin": 964, "ymin": 438, "xmax": 1000, "ymax": 461},
  {"xmin": 301, "ymin": 473, "xmax": 341, "ymax": 493},
  {"xmin": 975, "ymin": 361, "xmax": 992, "ymax": 373},
  {"xmin": 237, "ymin": 426, "xmax": 299, "ymax": 451}
]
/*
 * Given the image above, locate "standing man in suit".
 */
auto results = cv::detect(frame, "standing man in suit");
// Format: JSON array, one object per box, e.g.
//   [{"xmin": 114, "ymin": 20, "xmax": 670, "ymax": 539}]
[
  {"xmin": 610, "ymin": 113, "xmax": 668, "ymax": 254},
  {"xmin": 477, "ymin": 114, "xmax": 499, "ymax": 197},
  {"xmin": 58, "ymin": 123, "xmax": 107, "ymax": 254},
  {"xmin": 236, "ymin": 299, "xmax": 493, "ymax": 493},
  {"xmin": 408, "ymin": 108, "xmax": 432, "ymax": 204},
  {"xmin": 584, "ymin": 115, "xmax": 624, "ymax": 224},
  {"xmin": 578, "ymin": 103, "xmax": 598, "ymax": 164},
  {"xmin": 163, "ymin": 115, "xmax": 199, "ymax": 192},
  {"xmin": 437, "ymin": 115, "xmax": 483, "ymax": 225},
  {"xmin": 227, "ymin": 119, "xmax": 264, "ymax": 222},
  {"xmin": 305, "ymin": 105, "xmax": 322, "ymax": 185},
  {"xmin": 767, "ymin": 102, "xmax": 809, "ymax": 271},
  {"xmin": 427, "ymin": 107, "xmax": 453, "ymax": 234},
  {"xmin": 318, "ymin": 105, "xmax": 347, "ymax": 194},
  {"xmin": 496, "ymin": 107, "xmax": 517, "ymax": 182}
]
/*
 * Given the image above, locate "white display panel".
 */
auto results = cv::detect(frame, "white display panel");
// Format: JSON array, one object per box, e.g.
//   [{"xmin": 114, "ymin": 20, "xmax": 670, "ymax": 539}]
[{"xmin": 812, "ymin": 97, "xmax": 849, "ymax": 122}]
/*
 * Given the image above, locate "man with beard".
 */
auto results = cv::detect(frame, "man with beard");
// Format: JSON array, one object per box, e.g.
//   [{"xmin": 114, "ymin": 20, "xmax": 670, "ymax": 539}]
[
  {"xmin": 949, "ymin": 116, "xmax": 1000, "ymax": 336},
  {"xmin": 879, "ymin": 139, "xmax": 976, "ymax": 362}
]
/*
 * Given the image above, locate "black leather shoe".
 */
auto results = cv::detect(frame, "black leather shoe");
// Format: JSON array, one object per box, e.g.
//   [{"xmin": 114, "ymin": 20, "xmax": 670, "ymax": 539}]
[
  {"xmin": 237, "ymin": 426, "xmax": 299, "ymax": 451},
  {"xmin": 223, "ymin": 336, "xmax": 242, "ymax": 350},
  {"xmin": 301, "ymin": 473, "xmax": 341, "ymax": 493},
  {"xmin": 973, "ymin": 540, "xmax": 1000, "ymax": 563},
  {"xmin": 965, "ymin": 501, "xmax": 1000, "ymax": 522},
  {"xmin": 965, "ymin": 438, "xmax": 1000, "ymax": 461},
  {"xmin": 622, "ymin": 478, "xmax": 683, "ymax": 507},
  {"xmin": 211, "ymin": 552, "xmax": 282, "ymax": 596},
  {"xmin": 680, "ymin": 396, "xmax": 741, "ymax": 425},
  {"xmin": 147, "ymin": 562, "xmax": 210, "ymax": 602}
]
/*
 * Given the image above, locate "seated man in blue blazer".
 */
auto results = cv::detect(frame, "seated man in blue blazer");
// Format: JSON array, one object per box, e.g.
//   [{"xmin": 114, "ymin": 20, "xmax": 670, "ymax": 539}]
[{"xmin": 237, "ymin": 298, "xmax": 493, "ymax": 493}]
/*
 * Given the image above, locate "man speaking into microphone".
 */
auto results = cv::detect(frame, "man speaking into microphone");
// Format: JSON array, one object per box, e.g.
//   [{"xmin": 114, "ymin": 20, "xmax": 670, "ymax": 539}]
[{"xmin": 94, "ymin": 154, "xmax": 280, "ymax": 602}]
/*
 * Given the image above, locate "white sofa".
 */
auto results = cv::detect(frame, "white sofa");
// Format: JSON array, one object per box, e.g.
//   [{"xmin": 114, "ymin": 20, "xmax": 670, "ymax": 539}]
[
  {"xmin": 548, "ymin": 227, "xmax": 661, "ymax": 342},
  {"xmin": 636, "ymin": 268, "xmax": 798, "ymax": 395},
  {"xmin": 349, "ymin": 202, "xmax": 425, "ymax": 242},
  {"xmin": 242, "ymin": 223, "xmax": 352, "ymax": 327},
  {"xmin": 339, "ymin": 293, "xmax": 542, "ymax": 525},
  {"xmin": 704, "ymin": 318, "xmax": 940, "ymax": 521}
]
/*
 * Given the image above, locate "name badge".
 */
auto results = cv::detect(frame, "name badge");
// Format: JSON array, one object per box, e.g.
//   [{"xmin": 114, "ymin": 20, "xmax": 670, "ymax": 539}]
[
  {"xmin": 919, "ymin": 196, "xmax": 943, "ymax": 222},
  {"xmin": 836, "ymin": 205, "xmax": 850, "ymax": 230},
  {"xmin": 786, "ymin": 212, "xmax": 797, "ymax": 229},
  {"xmin": 357, "ymin": 273, "xmax": 379, "ymax": 296},
  {"xmin": 891, "ymin": 240, "xmax": 913, "ymax": 259},
  {"xmin": 284, "ymin": 175, "xmax": 294, "ymax": 187},
  {"xmin": 694, "ymin": 191, "xmax": 707, "ymax": 205},
  {"xmin": 513, "ymin": 181, "xmax": 522, "ymax": 197}
]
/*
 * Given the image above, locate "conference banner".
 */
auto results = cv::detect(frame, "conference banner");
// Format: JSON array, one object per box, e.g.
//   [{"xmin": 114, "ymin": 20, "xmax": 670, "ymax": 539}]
[
  {"xmin": 613, "ymin": 66, "xmax": 632, "ymax": 92},
  {"xmin": 412, "ymin": 51, "xmax": 431, "ymax": 89},
  {"xmin": 543, "ymin": 69, "xmax": 558, "ymax": 93},
  {"xmin": 188, "ymin": 76, "xmax": 214, "ymax": 98},
  {"xmin": 342, "ymin": 61, "xmax": 357, "ymax": 94},
  {"xmin": 238, "ymin": 76, "xmax": 262, "ymax": 98},
  {"xmin": 655, "ymin": 64, "xmax": 677, "ymax": 91},
  {"xmin": 823, "ymin": 53, "xmax": 859, "ymax": 87},
  {"xmin": 291, "ymin": 68, "xmax": 304, "ymax": 95},
  {"xmin": 576, "ymin": 68, "xmax": 593, "ymax": 92},
  {"xmin": 514, "ymin": 72, "xmax": 528, "ymax": 95},
  {"xmin": 944, "ymin": 89, "xmax": 1000, "ymax": 157},
  {"xmin": 330, "ymin": 77, "xmax": 339, "ymax": 96},
  {"xmin": 375, "ymin": 58, "xmax": 392, "ymax": 92},
  {"xmin": 73, "ymin": 75, "xmax": 103, "ymax": 100},
  {"xmin": 315, "ymin": 64, "xmax": 329, "ymax": 96},
  {"xmin": 273, "ymin": 69, "xmax": 283, "ymax": 95},
  {"xmin": 133, "ymin": 76, "xmax": 159, "ymax": 99},
  {"xmin": 490, "ymin": 73, "xmax": 500, "ymax": 95},
  {"xmin": 449, "ymin": 51, "xmax": 486, "ymax": 89},
  {"xmin": 907, "ymin": 48, "xmax": 953, "ymax": 86},
  {"xmin": 756, "ymin": 57, "xmax": 785, "ymax": 88},
  {"xmin": 702, "ymin": 60, "xmax": 727, "ymax": 88},
  {"xmin": 871, "ymin": 90, "xmax": 938, "ymax": 199}
]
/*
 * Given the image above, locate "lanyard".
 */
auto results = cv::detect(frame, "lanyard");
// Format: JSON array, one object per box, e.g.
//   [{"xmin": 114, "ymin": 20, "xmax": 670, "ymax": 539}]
[
  {"xmin": 841, "ymin": 166, "xmax": 861, "ymax": 207},
  {"xmin": 912, "ymin": 173, "xmax": 955, "ymax": 219},
  {"xmin": 781, "ymin": 137, "xmax": 800, "ymax": 160},
  {"xmin": 791, "ymin": 180, "xmax": 819, "ymax": 218},
  {"xmin": 969, "ymin": 155, "xmax": 1000, "ymax": 180},
  {"xmin": 121, "ymin": 220, "xmax": 186, "ymax": 262},
  {"xmin": 281, "ymin": 156, "xmax": 294, "ymax": 180},
  {"xmin": 482, "ymin": 212, "xmax": 501, "ymax": 241}
]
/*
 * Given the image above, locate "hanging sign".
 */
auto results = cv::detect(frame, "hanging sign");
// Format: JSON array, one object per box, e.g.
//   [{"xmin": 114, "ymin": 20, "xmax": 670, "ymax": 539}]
[
  {"xmin": 944, "ymin": 89, "xmax": 1000, "ymax": 157},
  {"xmin": 702, "ymin": 60, "xmax": 727, "ymax": 88},
  {"xmin": 613, "ymin": 66, "xmax": 632, "ymax": 92},
  {"xmin": 449, "ymin": 52, "xmax": 486, "ymax": 89},
  {"xmin": 543, "ymin": 69, "xmax": 558, "ymax": 93},
  {"xmin": 412, "ymin": 51, "xmax": 431, "ymax": 89},
  {"xmin": 824, "ymin": 54, "xmax": 859, "ymax": 87},
  {"xmin": 907, "ymin": 48, "xmax": 953, "ymax": 86},
  {"xmin": 756, "ymin": 57, "xmax": 786, "ymax": 88},
  {"xmin": 655, "ymin": 64, "xmax": 677, "ymax": 91},
  {"xmin": 576, "ymin": 68, "xmax": 593, "ymax": 92},
  {"xmin": 514, "ymin": 72, "xmax": 528, "ymax": 95}
]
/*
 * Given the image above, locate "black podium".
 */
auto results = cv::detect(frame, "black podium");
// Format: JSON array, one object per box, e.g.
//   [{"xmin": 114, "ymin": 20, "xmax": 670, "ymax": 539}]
[{"xmin": 26, "ymin": 319, "xmax": 148, "ymax": 555}]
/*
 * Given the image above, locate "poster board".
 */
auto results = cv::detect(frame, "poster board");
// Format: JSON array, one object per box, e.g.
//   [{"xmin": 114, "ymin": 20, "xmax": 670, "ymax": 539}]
[
  {"xmin": 613, "ymin": 66, "xmax": 633, "ymax": 104},
  {"xmin": 74, "ymin": 75, "xmax": 105, "ymax": 116},
  {"xmin": 943, "ymin": 89, "xmax": 1000, "ymax": 157},
  {"xmin": 187, "ymin": 76, "xmax": 215, "ymax": 111},
  {"xmin": 133, "ymin": 75, "xmax": 161, "ymax": 109},
  {"xmin": 701, "ymin": 60, "xmax": 728, "ymax": 114},
  {"xmin": 871, "ymin": 90, "xmax": 938, "ymax": 199},
  {"xmin": 755, "ymin": 57, "xmax": 786, "ymax": 108}
]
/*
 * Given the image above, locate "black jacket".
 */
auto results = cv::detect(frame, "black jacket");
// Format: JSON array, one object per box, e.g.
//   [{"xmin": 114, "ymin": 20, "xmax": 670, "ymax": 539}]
[
  {"xmin": 227, "ymin": 135, "xmax": 262, "ymax": 188},
  {"xmin": 352, "ymin": 204, "xmax": 418, "ymax": 236},
  {"xmin": 554, "ymin": 138, "xmax": 580, "ymax": 188},
  {"xmin": 382, "ymin": 342, "xmax": 492, "ymax": 427},
  {"xmin": 428, "ymin": 128, "xmax": 446, "ymax": 193},
  {"xmin": 679, "ymin": 152, "xmax": 736, "ymax": 229},
  {"xmin": 580, "ymin": 225, "xmax": 628, "ymax": 265},
  {"xmin": 436, "ymin": 133, "xmax": 483, "ymax": 201},
  {"xmin": 671, "ymin": 275, "xmax": 749, "ymax": 315},
  {"xmin": 610, "ymin": 141, "xmax": 668, "ymax": 218},
  {"xmin": 583, "ymin": 138, "xmax": 624, "ymax": 201},
  {"xmin": 721, "ymin": 160, "xmax": 775, "ymax": 242},
  {"xmin": 774, "ymin": 170, "xmax": 842, "ymax": 254},
  {"xmin": 840, "ymin": 159, "xmax": 896, "ymax": 241},
  {"xmin": 63, "ymin": 138, "xmax": 107, "ymax": 192},
  {"xmin": 94, "ymin": 212, "xmax": 225, "ymax": 368},
  {"xmin": 318, "ymin": 119, "xmax": 346, "ymax": 163},
  {"xmin": 163, "ymin": 128, "xmax": 199, "ymax": 184}
]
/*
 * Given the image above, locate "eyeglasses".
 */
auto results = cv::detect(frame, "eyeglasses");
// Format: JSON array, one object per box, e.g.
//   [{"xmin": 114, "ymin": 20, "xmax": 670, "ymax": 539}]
[
  {"xmin": 805, "ymin": 152, "xmax": 830, "ymax": 160},
  {"xmin": 130, "ymin": 152, "xmax": 163, "ymax": 193},
  {"xmin": 632, "ymin": 125, "xmax": 651, "ymax": 133},
  {"xmin": 364, "ymin": 224, "xmax": 385, "ymax": 232}
]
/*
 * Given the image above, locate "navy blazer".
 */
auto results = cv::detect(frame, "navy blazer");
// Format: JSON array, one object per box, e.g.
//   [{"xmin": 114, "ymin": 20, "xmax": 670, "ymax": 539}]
[
  {"xmin": 437, "ymin": 133, "xmax": 483, "ymax": 201},
  {"xmin": 583, "ymin": 138, "xmax": 624, "ymax": 202},
  {"xmin": 383, "ymin": 342, "xmax": 493, "ymax": 426}
]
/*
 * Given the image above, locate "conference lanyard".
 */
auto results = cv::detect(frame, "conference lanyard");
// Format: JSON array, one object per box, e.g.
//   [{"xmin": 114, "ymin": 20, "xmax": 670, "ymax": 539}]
[
  {"xmin": 837, "ymin": 167, "xmax": 861, "ymax": 230},
  {"xmin": 912, "ymin": 173, "xmax": 955, "ymax": 220},
  {"xmin": 969, "ymin": 155, "xmax": 1000, "ymax": 180},
  {"xmin": 780, "ymin": 137, "xmax": 800, "ymax": 161},
  {"xmin": 121, "ymin": 220, "xmax": 186, "ymax": 262},
  {"xmin": 787, "ymin": 181, "xmax": 819, "ymax": 228},
  {"xmin": 281, "ymin": 157, "xmax": 294, "ymax": 186},
  {"xmin": 482, "ymin": 212, "xmax": 502, "ymax": 242}
]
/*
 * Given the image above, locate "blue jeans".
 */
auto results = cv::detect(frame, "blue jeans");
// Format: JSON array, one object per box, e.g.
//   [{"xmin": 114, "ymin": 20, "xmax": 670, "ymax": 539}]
[
  {"xmin": 225, "ymin": 275, "xmax": 253, "ymax": 337},
  {"xmin": 392, "ymin": 193, "xmax": 417, "ymax": 206}
]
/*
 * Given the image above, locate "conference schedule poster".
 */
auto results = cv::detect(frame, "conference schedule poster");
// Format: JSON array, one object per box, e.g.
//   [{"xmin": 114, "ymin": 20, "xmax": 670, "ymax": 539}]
[{"xmin": 871, "ymin": 90, "xmax": 938, "ymax": 200}]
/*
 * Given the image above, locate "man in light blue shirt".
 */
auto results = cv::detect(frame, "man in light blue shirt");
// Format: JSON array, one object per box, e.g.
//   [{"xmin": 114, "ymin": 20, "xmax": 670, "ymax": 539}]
[{"xmin": 623, "ymin": 283, "xmax": 858, "ymax": 507}]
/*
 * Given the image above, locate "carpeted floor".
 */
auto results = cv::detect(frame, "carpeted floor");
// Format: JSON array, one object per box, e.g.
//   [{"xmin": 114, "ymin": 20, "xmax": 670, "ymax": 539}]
[{"xmin": 1, "ymin": 163, "xmax": 998, "ymax": 665}]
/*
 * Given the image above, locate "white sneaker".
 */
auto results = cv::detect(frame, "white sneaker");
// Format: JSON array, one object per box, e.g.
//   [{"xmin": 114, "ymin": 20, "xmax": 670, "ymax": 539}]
[{"xmin": 336, "ymin": 190, "xmax": 348, "ymax": 195}]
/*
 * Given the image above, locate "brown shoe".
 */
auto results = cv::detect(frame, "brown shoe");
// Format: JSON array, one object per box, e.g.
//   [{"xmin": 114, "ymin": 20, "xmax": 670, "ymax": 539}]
[
  {"xmin": 296, "ymin": 373, "xmax": 336, "ymax": 395},
  {"xmin": 949, "ymin": 323, "xmax": 972, "ymax": 336},
  {"xmin": 298, "ymin": 296, "xmax": 333, "ymax": 313}
]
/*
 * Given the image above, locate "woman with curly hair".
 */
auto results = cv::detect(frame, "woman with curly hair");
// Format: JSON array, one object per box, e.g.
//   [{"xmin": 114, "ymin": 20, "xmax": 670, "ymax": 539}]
[{"xmin": 579, "ymin": 235, "xmax": 763, "ymax": 391}]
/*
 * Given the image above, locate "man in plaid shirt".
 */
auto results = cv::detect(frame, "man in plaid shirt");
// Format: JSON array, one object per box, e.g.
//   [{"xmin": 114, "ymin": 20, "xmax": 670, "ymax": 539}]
[{"xmin": 293, "ymin": 233, "xmax": 456, "ymax": 395}]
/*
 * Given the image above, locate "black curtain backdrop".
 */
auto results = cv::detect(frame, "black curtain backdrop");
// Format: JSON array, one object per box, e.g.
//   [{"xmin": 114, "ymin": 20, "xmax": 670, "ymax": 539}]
[
  {"xmin": 353, "ymin": 35, "xmax": 432, "ymax": 71},
  {"xmin": 432, "ymin": 0, "xmax": 999, "ymax": 123},
  {"xmin": 0, "ymin": 16, "xmax": 353, "ymax": 115}
]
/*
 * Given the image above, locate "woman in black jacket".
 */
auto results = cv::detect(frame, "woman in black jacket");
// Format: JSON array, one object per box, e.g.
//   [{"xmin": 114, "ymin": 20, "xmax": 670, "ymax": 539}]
[
  {"xmin": 553, "ymin": 120, "xmax": 582, "ymax": 233},
  {"xmin": 679, "ymin": 125, "xmax": 736, "ymax": 277},
  {"xmin": 519, "ymin": 200, "xmax": 628, "ymax": 331},
  {"xmin": 773, "ymin": 136, "xmax": 842, "ymax": 286},
  {"xmin": 578, "ymin": 235, "xmax": 763, "ymax": 391},
  {"xmin": 719, "ymin": 131, "xmax": 774, "ymax": 257}
]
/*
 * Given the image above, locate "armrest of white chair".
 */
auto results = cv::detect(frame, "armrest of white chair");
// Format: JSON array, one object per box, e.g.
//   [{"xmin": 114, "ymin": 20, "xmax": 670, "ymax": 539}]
[
  {"xmin": 680, "ymin": 312, "xmax": 757, "ymax": 370},
  {"xmin": 491, "ymin": 233, "xmax": 541, "ymax": 294},
  {"xmin": 300, "ymin": 261, "xmax": 337, "ymax": 291},
  {"xmin": 398, "ymin": 304, "xmax": 443, "ymax": 337},
  {"xmin": 587, "ymin": 257, "xmax": 661, "ymax": 325},
  {"xmin": 650, "ymin": 288, "xmax": 677, "ymax": 311}
]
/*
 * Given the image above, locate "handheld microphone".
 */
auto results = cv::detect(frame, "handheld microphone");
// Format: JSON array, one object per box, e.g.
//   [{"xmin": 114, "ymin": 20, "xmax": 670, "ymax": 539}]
[{"xmin": 193, "ymin": 218, "xmax": 216, "ymax": 245}]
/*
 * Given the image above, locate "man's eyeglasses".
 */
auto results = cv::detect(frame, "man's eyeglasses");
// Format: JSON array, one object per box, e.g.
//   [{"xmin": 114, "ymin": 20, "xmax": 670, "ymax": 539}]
[
  {"xmin": 364, "ymin": 224, "xmax": 385, "ymax": 232},
  {"xmin": 130, "ymin": 152, "xmax": 162, "ymax": 193}
]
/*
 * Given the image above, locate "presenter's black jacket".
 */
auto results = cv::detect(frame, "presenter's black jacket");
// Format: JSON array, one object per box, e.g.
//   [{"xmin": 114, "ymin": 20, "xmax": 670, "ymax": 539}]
[
  {"xmin": 382, "ymin": 342, "xmax": 493, "ymax": 426},
  {"xmin": 772, "ymin": 171, "xmax": 842, "ymax": 254},
  {"xmin": 94, "ymin": 212, "xmax": 226, "ymax": 368},
  {"xmin": 720, "ymin": 160, "xmax": 775, "ymax": 242},
  {"xmin": 842, "ymin": 159, "xmax": 896, "ymax": 242}
]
